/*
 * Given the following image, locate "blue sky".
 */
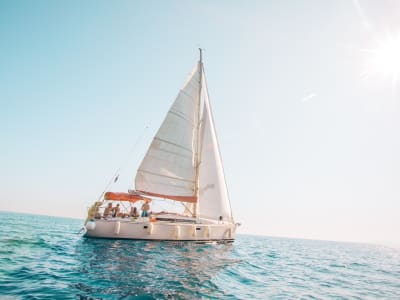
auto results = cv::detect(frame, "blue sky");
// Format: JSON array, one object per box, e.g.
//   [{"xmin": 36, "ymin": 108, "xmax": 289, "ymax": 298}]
[{"xmin": 1, "ymin": 0, "xmax": 400, "ymax": 244}]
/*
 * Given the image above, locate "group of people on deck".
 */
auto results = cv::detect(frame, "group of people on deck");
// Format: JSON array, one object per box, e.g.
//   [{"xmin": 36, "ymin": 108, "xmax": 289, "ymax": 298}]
[{"xmin": 102, "ymin": 201, "xmax": 150, "ymax": 219}]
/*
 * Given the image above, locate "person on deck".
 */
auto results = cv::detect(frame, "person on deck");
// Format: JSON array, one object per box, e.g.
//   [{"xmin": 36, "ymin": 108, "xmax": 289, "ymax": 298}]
[
  {"xmin": 130, "ymin": 206, "xmax": 139, "ymax": 218},
  {"xmin": 103, "ymin": 203, "xmax": 113, "ymax": 218},
  {"xmin": 112, "ymin": 203, "xmax": 120, "ymax": 218},
  {"xmin": 93, "ymin": 202, "xmax": 102, "ymax": 219},
  {"xmin": 87, "ymin": 201, "xmax": 102, "ymax": 220},
  {"xmin": 141, "ymin": 201, "xmax": 150, "ymax": 217}
]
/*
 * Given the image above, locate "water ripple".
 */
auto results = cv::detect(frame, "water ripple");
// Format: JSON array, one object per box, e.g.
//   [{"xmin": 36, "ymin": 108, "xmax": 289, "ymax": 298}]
[{"xmin": 1, "ymin": 212, "xmax": 400, "ymax": 299}]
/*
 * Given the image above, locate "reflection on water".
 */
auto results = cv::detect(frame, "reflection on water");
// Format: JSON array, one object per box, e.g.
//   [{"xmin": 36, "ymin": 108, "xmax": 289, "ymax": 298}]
[{"xmin": 74, "ymin": 238, "xmax": 239, "ymax": 299}]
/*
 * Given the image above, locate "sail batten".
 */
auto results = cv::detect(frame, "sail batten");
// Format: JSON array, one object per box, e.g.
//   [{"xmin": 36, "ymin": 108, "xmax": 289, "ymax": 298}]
[
  {"xmin": 153, "ymin": 137, "xmax": 193, "ymax": 153},
  {"xmin": 179, "ymin": 89, "xmax": 197, "ymax": 100},
  {"xmin": 138, "ymin": 170, "xmax": 196, "ymax": 184},
  {"xmin": 168, "ymin": 110, "xmax": 195, "ymax": 124}
]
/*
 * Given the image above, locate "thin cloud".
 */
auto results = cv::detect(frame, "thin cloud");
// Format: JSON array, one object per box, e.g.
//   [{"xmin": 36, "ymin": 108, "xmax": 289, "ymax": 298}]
[{"xmin": 300, "ymin": 93, "xmax": 317, "ymax": 103}]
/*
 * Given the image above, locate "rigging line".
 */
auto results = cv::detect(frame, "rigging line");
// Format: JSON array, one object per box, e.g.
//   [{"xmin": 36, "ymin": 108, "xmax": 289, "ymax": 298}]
[
  {"xmin": 120, "ymin": 200, "xmax": 129, "ymax": 215},
  {"xmin": 153, "ymin": 200, "xmax": 170, "ymax": 213},
  {"xmin": 153, "ymin": 198, "xmax": 192, "ymax": 216},
  {"xmin": 181, "ymin": 201, "xmax": 194, "ymax": 215},
  {"xmin": 96, "ymin": 124, "xmax": 150, "ymax": 202}
]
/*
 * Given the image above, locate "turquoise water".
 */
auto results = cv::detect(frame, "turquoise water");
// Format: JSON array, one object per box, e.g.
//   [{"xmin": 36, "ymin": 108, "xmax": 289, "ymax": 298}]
[{"xmin": 0, "ymin": 212, "xmax": 399, "ymax": 299}]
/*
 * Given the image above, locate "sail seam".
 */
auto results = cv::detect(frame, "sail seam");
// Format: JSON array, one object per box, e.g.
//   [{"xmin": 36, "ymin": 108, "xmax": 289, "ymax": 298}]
[
  {"xmin": 151, "ymin": 148, "xmax": 192, "ymax": 160},
  {"xmin": 168, "ymin": 109, "xmax": 195, "ymax": 126},
  {"xmin": 141, "ymin": 181, "xmax": 193, "ymax": 191},
  {"xmin": 154, "ymin": 137, "xmax": 193, "ymax": 153},
  {"xmin": 137, "ymin": 170, "xmax": 196, "ymax": 184},
  {"xmin": 184, "ymin": 77, "xmax": 199, "ymax": 90},
  {"xmin": 179, "ymin": 89, "xmax": 197, "ymax": 102}
]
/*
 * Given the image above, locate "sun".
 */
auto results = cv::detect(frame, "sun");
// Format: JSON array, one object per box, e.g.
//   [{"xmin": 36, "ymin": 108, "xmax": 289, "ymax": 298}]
[
  {"xmin": 371, "ymin": 34, "xmax": 400, "ymax": 75},
  {"xmin": 364, "ymin": 32, "xmax": 400, "ymax": 88}
]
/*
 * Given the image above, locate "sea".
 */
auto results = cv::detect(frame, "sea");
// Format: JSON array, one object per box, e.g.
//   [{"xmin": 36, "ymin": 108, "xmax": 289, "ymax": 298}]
[{"xmin": 0, "ymin": 212, "xmax": 399, "ymax": 299}]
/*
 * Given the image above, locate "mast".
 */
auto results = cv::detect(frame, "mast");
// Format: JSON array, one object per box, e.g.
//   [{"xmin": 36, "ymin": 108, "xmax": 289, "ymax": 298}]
[{"xmin": 193, "ymin": 48, "xmax": 203, "ymax": 217}]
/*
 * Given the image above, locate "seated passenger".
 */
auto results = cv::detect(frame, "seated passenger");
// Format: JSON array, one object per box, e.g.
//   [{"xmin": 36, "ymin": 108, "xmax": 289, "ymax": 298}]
[
  {"xmin": 88, "ymin": 201, "xmax": 102, "ymax": 220},
  {"xmin": 103, "ymin": 203, "xmax": 113, "ymax": 218},
  {"xmin": 130, "ymin": 206, "xmax": 139, "ymax": 218},
  {"xmin": 94, "ymin": 202, "xmax": 102, "ymax": 219},
  {"xmin": 112, "ymin": 203, "xmax": 120, "ymax": 218}
]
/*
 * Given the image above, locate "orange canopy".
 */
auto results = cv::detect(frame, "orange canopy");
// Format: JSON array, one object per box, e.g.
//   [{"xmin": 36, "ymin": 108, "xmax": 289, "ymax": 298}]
[{"xmin": 104, "ymin": 192, "xmax": 151, "ymax": 203}]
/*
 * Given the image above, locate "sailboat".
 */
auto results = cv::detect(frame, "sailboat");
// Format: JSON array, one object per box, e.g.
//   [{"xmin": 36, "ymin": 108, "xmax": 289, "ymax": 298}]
[{"xmin": 84, "ymin": 50, "xmax": 238, "ymax": 242}]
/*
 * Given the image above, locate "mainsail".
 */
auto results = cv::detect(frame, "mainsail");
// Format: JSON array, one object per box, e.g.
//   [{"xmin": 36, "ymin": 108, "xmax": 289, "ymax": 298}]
[
  {"xmin": 135, "ymin": 54, "xmax": 233, "ymax": 222},
  {"xmin": 135, "ymin": 64, "xmax": 201, "ymax": 202}
]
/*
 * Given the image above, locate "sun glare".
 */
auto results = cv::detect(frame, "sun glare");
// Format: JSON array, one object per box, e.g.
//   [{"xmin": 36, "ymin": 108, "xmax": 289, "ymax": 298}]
[
  {"xmin": 372, "ymin": 34, "xmax": 400, "ymax": 74},
  {"xmin": 365, "ymin": 32, "xmax": 400, "ymax": 88}
]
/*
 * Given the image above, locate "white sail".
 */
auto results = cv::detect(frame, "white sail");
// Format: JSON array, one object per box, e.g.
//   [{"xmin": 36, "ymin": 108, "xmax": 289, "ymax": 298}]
[
  {"xmin": 135, "ymin": 59, "xmax": 233, "ymax": 222},
  {"xmin": 197, "ymin": 71, "xmax": 233, "ymax": 222},
  {"xmin": 135, "ymin": 64, "xmax": 201, "ymax": 202},
  {"xmin": 85, "ymin": 53, "xmax": 237, "ymax": 241}
]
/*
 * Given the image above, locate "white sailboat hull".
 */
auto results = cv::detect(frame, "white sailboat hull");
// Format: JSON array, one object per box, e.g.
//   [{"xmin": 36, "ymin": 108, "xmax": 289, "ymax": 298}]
[
  {"xmin": 83, "ymin": 56, "xmax": 238, "ymax": 241},
  {"xmin": 84, "ymin": 219, "xmax": 236, "ymax": 242}
]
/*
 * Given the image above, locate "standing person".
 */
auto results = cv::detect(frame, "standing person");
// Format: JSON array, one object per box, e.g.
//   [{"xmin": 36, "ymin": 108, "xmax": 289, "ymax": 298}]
[{"xmin": 141, "ymin": 200, "xmax": 150, "ymax": 217}]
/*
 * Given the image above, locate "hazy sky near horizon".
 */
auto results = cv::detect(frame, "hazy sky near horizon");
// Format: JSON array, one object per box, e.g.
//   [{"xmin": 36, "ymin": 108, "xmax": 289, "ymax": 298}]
[{"xmin": 1, "ymin": 0, "xmax": 400, "ymax": 244}]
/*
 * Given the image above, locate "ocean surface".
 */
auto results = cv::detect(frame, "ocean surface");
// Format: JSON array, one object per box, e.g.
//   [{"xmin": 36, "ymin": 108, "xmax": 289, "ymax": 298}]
[{"xmin": 0, "ymin": 212, "xmax": 399, "ymax": 299}]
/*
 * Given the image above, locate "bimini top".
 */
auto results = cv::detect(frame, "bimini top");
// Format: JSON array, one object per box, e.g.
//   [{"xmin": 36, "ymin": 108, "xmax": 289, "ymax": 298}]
[{"xmin": 104, "ymin": 192, "xmax": 151, "ymax": 203}]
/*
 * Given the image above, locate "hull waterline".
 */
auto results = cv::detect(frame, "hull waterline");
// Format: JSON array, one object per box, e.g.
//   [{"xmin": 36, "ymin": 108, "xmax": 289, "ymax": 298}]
[{"xmin": 84, "ymin": 219, "xmax": 236, "ymax": 242}]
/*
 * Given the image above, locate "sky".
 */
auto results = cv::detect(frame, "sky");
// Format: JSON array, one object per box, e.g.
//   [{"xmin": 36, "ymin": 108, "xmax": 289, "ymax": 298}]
[{"xmin": 1, "ymin": 0, "xmax": 400, "ymax": 245}]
